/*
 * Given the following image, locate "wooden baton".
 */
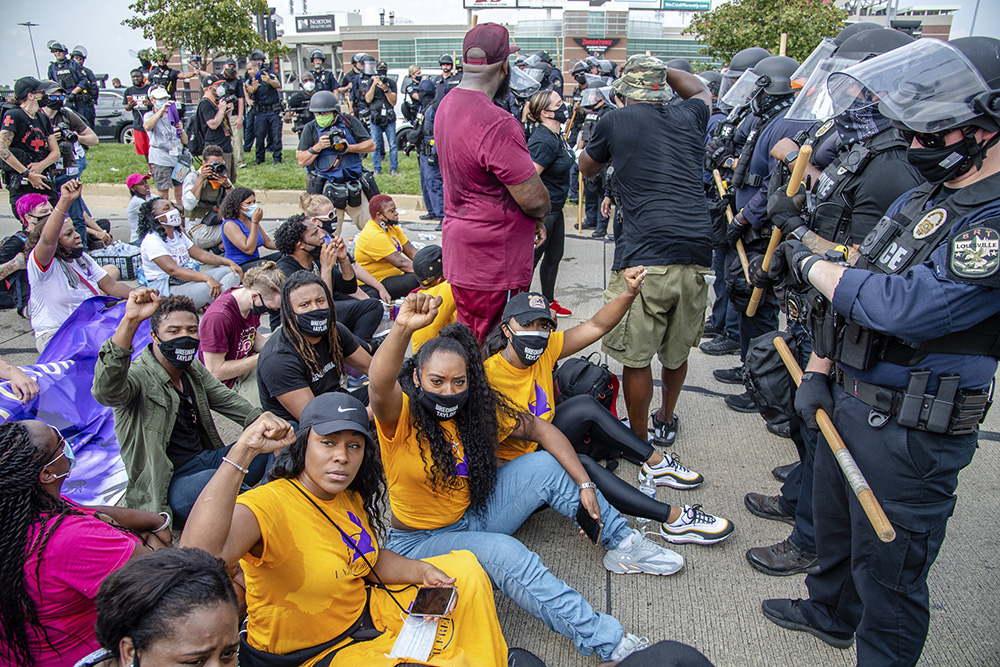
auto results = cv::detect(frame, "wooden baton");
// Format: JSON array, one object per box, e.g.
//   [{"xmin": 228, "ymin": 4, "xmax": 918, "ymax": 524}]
[
  {"xmin": 773, "ymin": 336, "xmax": 896, "ymax": 543},
  {"xmin": 746, "ymin": 144, "xmax": 813, "ymax": 317},
  {"xmin": 713, "ymin": 169, "xmax": 750, "ymax": 282}
]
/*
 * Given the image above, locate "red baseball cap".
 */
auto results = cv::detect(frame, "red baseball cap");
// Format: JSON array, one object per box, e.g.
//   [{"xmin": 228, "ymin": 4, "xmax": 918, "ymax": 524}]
[
  {"xmin": 463, "ymin": 22, "xmax": 519, "ymax": 66},
  {"xmin": 126, "ymin": 173, "xmax": 150, "ymax": 188}
]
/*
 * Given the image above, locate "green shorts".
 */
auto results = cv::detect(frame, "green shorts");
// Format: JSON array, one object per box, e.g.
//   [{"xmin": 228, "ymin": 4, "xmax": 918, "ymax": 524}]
[{"xmin": 601, "ymin": 264, "xmax": 710, "ymax": 370}]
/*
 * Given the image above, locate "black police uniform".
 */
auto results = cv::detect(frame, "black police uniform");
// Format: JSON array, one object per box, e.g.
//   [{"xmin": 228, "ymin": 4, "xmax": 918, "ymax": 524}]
[
  {"xmin": 579, "ymin": 103, "xmax": 611, "ymax": 232},
  {"xmin": 249, "ymin": 67, "xmax": 283, "ymax": 164},
  {"xmin": 47, "ymin": 58, "xmax": 85, "ymax": 116},
  {"xmin": 146, "ymin": 65, "xmax": 182, "ymax": 99},
  {"xmin": 313, "ymin": 68, "xmax": 338, "ymax": 93},
  {"xmin": 790, "ymin": 171, "xmax": 1000, "ymax": 666}
]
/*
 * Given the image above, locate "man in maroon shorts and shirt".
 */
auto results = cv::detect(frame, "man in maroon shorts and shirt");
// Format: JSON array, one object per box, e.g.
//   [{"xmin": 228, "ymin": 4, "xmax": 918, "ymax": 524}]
[{"xmin": 435, "ymin": 22, "xmax": 550, "ymax": 342}]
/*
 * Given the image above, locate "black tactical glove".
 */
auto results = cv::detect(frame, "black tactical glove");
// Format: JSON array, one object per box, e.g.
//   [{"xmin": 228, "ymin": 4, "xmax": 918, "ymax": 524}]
[
  {"xmin": 767, "ymin": 239, "xmax": 820, "ymax": 288},
  {"xmin": 767, "ymin": 183, "xmax": 808, "ymax": 236},
  {"xmin": 705, "ymin": 137, "xmax": 733, "ymax": 172},
  {"xmin": 747, "ymin": 254, "xmax": 775, "ymax": 289},
  {"xmin": 795, "ymin": 371, "xmax": 834, "ymax": 430},
  {"xmin": 726, "ymin": 216, "xmax": 747, "ymax": 248}
]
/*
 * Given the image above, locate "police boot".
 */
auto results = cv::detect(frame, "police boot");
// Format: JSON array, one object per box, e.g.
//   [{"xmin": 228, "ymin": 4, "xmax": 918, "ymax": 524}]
[{"xmin": 746, "ymin": 537, "xmax": 819, "ymax": 576}]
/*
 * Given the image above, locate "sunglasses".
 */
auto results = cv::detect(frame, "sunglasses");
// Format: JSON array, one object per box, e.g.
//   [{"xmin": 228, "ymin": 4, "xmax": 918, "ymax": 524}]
[
  {"xmin": 900, "ymin": 129, "xmax": 953, "ymax": 150},
  {"xmin": 312, "ymin": 211, "xmax": 337, "ymax": 221}
]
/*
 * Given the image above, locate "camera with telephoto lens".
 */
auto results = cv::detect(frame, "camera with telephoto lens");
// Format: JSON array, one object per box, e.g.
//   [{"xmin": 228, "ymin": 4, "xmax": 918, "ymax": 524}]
[
  {"xmin": 321, "ymin": 126, "xmax": 348, "ymax": 155},
  {"xmin": 56, "ymin": 122, "xmax": 78, "ymax": 144}
]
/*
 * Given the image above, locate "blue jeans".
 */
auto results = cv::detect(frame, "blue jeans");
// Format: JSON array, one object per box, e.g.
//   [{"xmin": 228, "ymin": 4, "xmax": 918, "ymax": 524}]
[
  {"xmin": 370, "ymin": 121, "xmax": 398, "ymax": 173},
  {"xmin": 254, "ymin": 110, "xmax": 282, "ymax": 163},
  {"xmin": 710, "ymin": 246, "xmax": 739, "ymax": 340},
  {"xmin": 418, "ymin": 153, "xmax": 443, "ymax": 217},
  {"xmin": 167, "ymin": 445, "xmax": 270, "ymax": 523},
  {"xmin": 384, "ymin": 451, "xmax": 632, "ymax": 660}
]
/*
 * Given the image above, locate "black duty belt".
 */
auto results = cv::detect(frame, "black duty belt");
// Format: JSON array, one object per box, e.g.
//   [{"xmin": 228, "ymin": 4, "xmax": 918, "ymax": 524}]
[
  {"xmin": 836, "ymin": 367, "xmax": 992, "ymax": 436},
  {"xmin": 256, "ymin": 103, "xmax": 281, "ymax": 113}
]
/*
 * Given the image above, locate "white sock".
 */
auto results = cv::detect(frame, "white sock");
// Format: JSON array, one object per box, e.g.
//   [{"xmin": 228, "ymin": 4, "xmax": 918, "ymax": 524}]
[
  {"xmin": 615, "ymin": 532, "xmax": 635, "ymax": 550},
  {"xmin": 648, "ymin": 456, "xmax": 672, "ymax": 470}
]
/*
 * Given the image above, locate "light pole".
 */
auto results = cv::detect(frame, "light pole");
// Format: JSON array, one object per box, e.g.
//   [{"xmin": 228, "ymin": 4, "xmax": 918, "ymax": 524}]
[{"xmin": 18, "ymin": 21, "xmax": 41, "ymax": 79}]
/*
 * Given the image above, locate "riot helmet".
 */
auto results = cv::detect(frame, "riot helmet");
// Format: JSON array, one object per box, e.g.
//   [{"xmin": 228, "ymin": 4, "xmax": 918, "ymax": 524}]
[
  {"xmin": 752, "ymin": 55, "xmax": 800, "ymax": 96},
  {"xmin": 360, "ymin": 53, "xmax": 377, "ymax": 76},
  {"xmin": 250, "ymin": 49, "xmax": 266, "ymax": 62},
  {"xmin": 832, "ymin": 22, "xmax": 883, "ymax": 46},
  {"xmin": 439, "ymin": 54, "xmax": 454, "ymax": 67},
  {"xmin": 351, "ymin": 53, "xmax": 368, "ymax": 65},
  {"xmin": 697, "ymin": 70, "xmax": 723, "ymax": 97},
  {"xmin": 791, "ymin": 39, "xmax": 837, "ymax": 89},
  {"xmin": 720, "ymin": 46, "xmax": 771, "ymax": 99},
  {"xmin": 835, "ymin": 29, "xmax": 914, "ymax": 62},
  {"xmin": 48, "ymin": 41, "xmax": 68, "ymax": 55},
  {"xmin": 71, "ymin": 46, "xmax": 88, "ymax": 61},
  {"xmin": 510, "ymin": 66, "xmax": 542, "ymax": 101},
  {"xmin": 666, "ymin": 58, "xmax": 692, "ymax": 74},
  {"xmin": 310, "ymin": 49, "xmax": 326, "ymax": 65}
]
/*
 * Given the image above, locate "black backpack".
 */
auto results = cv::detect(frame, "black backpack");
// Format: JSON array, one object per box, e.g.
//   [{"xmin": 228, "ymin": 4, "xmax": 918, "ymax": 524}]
[
  {"xmin": 553, "ymin": 352, "xmax": 620, "ymax": 416},
  {"xmin": 185, "ymin": 101, "xmax": 207, "ymax": 157},
  {"xmin": 743, "ymin": 330, "xmax": 801, "ymax": 423}
]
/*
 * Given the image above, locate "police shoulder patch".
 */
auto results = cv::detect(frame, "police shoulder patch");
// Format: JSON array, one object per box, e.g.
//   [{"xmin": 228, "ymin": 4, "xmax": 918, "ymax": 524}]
[
  {"xmin": 913, "ymin": 208, "xmax": 948, "ymax": 240},
  {"xmin": 949, "ymin": 222, "xmax": 1000, "ymax": 280},
  {"xmin": 815, "ymin": 120, "xmax": 834, "ymax": 138}
]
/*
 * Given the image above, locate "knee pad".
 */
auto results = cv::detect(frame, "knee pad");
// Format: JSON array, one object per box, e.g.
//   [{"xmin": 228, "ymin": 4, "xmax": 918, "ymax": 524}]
[
  {"xmin": 346, "ymin": 180, "xmax": 363, "ymax": 208},
  {"xmin": 323, "ymin": 182, "xmax": 349, "ymax": 210}
]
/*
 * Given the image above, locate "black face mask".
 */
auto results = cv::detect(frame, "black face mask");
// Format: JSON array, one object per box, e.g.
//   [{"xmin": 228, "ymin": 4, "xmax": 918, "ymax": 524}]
[
  {"xmin": 906, "ymin": 144, "xmax": 969, "ymax": 184},
  {"xmin": 303, "ymin": 241, "xmax": 323, "ymax": 260},
  {"xmin": 493, "ymin": 68, "xmax": 512, "ymax": 104},
  {"xmin": 156, "ymin": 335, "xmax": 199, "ymax": 369},
  {"xmin": 551, "ymin": 104, "xmax": 569, "ymax": 124},
  {"xmin": 377, "ymin": 70, "xmax": 388, "ymax": 77},
  {"xmin": 45, "ymin": 97, "xmax": 65, "ymax": 111},
  {"xmin": 574, "ymin": 73, "xmax": 587, "ymax": 86},
  {"xmin": 296, "ymin": 308, "xmax": 330, "ymax": 335},
  {"xmin": 418, "ymin": 387, "xmax": 469, "ymax": 421},
  {"xmin": 250, "ymin": 295, "xmax": 278, "ymax": 316},
  {"xmin": 63, "ymin": 246, "xmax": 85, "ymax": 260},
  {"xmin": 413, "ymin": 75, "xmax": 421, "ymax": 83},
  {"xmin": 507, "ymin": 329, "xmax": 550, "ymax": 366}
]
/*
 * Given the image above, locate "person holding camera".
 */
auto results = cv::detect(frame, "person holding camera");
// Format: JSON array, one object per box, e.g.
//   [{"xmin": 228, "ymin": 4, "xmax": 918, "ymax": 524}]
[
  {"xmin": 286, "ymin": 71, "xmax": 315, "ymax": 138},
  {"xmin": 245, "ymin": 58, "xmax": 283, "ymax": 166},
  {"xmin": 197, "ymin": 75, "xmax": 237, "ymax": 184},
  {"xmin": 219, "ymin": 59, "xmax": 246, "ymax": 167},
  {"xmin": 0, "ymin": 77, "xmax": 60, "ymax": 218},
  {"xmin": 296, "ymin": 91, "xmax": 376, "ymax": 232},
  {"xmin": 364, "ymin": 60, "xmax": 398, "ymax": 176},
  {"xmin": 182, "ymin": 145, "xmax": 233, "ymax": 250},
  {"xmin": 143, "ymin": 87, "xmax": 188, "ymax": 210}
]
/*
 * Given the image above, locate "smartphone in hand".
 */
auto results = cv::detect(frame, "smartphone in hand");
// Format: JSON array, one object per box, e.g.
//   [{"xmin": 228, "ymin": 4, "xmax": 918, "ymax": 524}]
[{"xmin": 576, "ymin": 503, "xmax": 603, "ymax": 544}]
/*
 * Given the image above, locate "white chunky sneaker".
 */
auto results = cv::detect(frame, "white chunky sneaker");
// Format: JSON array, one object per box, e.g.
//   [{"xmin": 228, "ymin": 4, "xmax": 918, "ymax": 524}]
[
  {"xmin": 659, "ymin": 504, "xmax": 735, "ymax": 545},
  {"xmin": 604, "ymin": 529, "xmax": 684, "ymax": 576},
  {"xmin": 641, "ymin": 454, "xmax": 703, "ymax": 489}
]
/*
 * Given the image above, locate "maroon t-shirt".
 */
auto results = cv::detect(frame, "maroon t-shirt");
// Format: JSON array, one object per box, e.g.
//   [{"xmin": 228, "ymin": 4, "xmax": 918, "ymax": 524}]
[
  {"xmin": 198, "ymin": 288, "xmax": 259, "ymax": 387},
  {"xmin": 434, "ymin": 88, "xmax": 538, "ymax": 291}
]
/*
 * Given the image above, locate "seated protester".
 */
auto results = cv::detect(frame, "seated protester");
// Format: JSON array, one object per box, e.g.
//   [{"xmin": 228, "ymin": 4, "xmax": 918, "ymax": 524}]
[
  {"xmin": 0, "ymin": 354, "xmax": 40, "ymax": 403},
  {"xmin": 84, "ymin": 548, "xmax": 240, "ymax": 667},
  {"xmin": 369, "ymin": 295, "xmax": 679, "ymax": 662},
  {"xmin": 124, "ymin": 173, "xmax": 153, "ymax": 244},
  {"xmin": 410, "ymin": 244, "xmax": 456, "ymax": 354},
  {"xmin": 220, "ymin": 187, "xmax": 279, "ymax": 268},
  {"xmin": 199, "ymin": 261, "xmax": 285, "ymax": 407},
  {"xmin": 179, "ymin": 396, "xmax": 509, "ymax": 666},
  {"xmin": 142, "ymin": 86, "xmax": 188, "ymax": 209},
  {"xmin": 25, "ymin": 180, "xmax": 131, "ymax": 352},
  {"xmin": 136, "ymin": 197, "xmax": 242, "ymax": 309},
  {"xmin": 273, "ymin": 214, "xmax": 384, "ymax": 345},
  {"xmin": 354, "ymin": 194, "xmax": 419, "ymax": 299},
  {"xmin": 181, "ymin": 144, "xmax": 233, "ymax": 251},
  {"xmin": 0, "ymin": 420, "xmax": 170, "ymax": 667},
  {"xmin": 301, "ymin": 193, "xmax": 393, "ymax": 303},
  {"xmin": 93, "ymin": 289, "xmax": 265, "ymax": 525},
  {"xmin": 256, "ymin": 271, "xmax": 373, "ymax": 425},
  {"xmin": 0, "ymin": 193, "xmax": 50, "ymax": 316},
  {"xmin": 484, "ymin": 287, "xmax": 733, "ymax": 545}
]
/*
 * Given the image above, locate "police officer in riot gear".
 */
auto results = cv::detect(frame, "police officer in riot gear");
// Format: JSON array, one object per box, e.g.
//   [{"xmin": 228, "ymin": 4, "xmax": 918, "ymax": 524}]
[
  {"xmin": 69, "ymin": 47, "xmax": 99, "ymax": 128},
  {"xmin": 341, "ymin": 53, "xmax": 367, "ymax": 113},
  {"xmin": 310, "ymin": 49, "xmax": 338, "ymax": 93},
  {"xmin": 349, "ymin": 54, "xmax": 377, "ymax": 122},
  {"xmin": 246, "ymin": 53, "xmax": 283, "ymax": 165},
  {"xmin": 146, "ymin": 51, "xmax": 205, "ymax": 101},
  {"xmin": 297, "ymin": 90, "xmax": 376, "ymax": 230},
  {"xmin": 760, "ymin": 36, "xmax": 1000, "ymax": 666},
  {"xmin": 46, "ymin": 42, "xmax": 87, "ymax": 121},
  {"xmin": 577, "ymin": 85, "xmax": 613, "ymax": 237},
  {"xmin": 433, "ymin": 54, "xmax": 458, "ymax": 102},
  {"xmin": 415, "ymin": 79, "xmax": 443, "ymax": 222}
]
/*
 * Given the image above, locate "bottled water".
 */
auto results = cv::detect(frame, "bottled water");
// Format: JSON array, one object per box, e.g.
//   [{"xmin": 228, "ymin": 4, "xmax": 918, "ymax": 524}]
[{"xmin": 636, "ymin": 469, "xmax": 656, "ymax": 525}]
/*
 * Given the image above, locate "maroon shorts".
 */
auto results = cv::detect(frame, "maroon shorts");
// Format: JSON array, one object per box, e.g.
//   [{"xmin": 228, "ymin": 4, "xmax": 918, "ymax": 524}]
[
  {"xmin": 451, "ymin": 284, "xmax": 527, "ymax": 343},
  {"xmin": 133, "ymin": 129, "xmax": 149, "ymax": 156}
]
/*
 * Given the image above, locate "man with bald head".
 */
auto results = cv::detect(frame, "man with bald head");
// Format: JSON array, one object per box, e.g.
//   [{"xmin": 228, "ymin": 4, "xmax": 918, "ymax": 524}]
[{"xmin": 434, "ymin": 22, "xmax": 551, "ymax": 342}]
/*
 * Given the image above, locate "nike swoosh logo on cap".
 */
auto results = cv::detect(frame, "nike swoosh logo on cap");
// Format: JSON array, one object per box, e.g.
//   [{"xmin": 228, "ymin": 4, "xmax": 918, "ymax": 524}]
[{"xmin": 337, "ymin": 406, "xmax": 357, "ymax": 413}]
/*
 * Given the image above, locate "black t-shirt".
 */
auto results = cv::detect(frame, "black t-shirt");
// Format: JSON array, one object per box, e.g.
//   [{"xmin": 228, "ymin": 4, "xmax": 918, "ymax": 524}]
[
  {"xmin": 587, "ymin": 99, "xmax": 713, "ymax": 270},
  {"xmin": 197, "ymin": 98, "xmax": 233, "ymax": 152},
  {"xmin": 1, "ymin": 108, "xmax": 52, "ymax": 165},
  {"xmin": 217, "ymin": 76, "xmax": 245, "ymax": 113},
  {"xmin": 250, "ymin": 69, "xmax": 281, "ymax": 106},
  {"xmin": 528, "ymin": 125, "xmax": 574, "ymax": 209},
  {"xmin": 275, "ymin": 255, "xmax": 355, "ymax": 297},
  {"xmin": 367, "ymin": 76, "xmax": 397, "ymax": 113},
  {"xmin": 165, "ymin": 375, "xmax": 207, "ymax": 468},
  {"xmin": 0, "ymin": 231, "xmax": 29, "ymax": 309},
  {"xmin": 124, "ymin": 85, "xmax": 152, "ymax": 130},
  {"xmin": 256, "ymin": 323, "xmax": 360, "ymax": 422},
  {"xmin": 297, "ymin": 113, "xmax": 371, "ymax": 151},
  {"xmin": 148, "ymin": 66, "xmax": 181, "ymax": 98}
]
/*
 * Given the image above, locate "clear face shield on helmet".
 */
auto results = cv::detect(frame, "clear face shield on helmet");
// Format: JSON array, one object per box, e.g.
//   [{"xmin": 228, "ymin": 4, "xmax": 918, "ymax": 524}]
[
  {"xmin": 720, "ymin": 68, "xmax": 763, "ymax": 110},
  {"xmin": 827, "ymin": 39, "xmax": 995, "ymax": 133},
  {"xmin": 786, "ymin": 57, "xmax": 859, "ymax": 122},
  {"xmin": 361, "ymin": 59, "xmax": 377, "ymax": 76},
  {"xmin": 791, "ymin": 38, "xmax": 838, "ymax": 90},
  {"xmin": 510, "ymin": 65, "xmax": 542, "ymax": 100}
]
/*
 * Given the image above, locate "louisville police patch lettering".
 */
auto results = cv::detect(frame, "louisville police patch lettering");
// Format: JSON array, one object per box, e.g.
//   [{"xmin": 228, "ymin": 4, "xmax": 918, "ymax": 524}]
[{"xmin": 950, "ymin": 227, "xmax": 1000, "ymax": 278}]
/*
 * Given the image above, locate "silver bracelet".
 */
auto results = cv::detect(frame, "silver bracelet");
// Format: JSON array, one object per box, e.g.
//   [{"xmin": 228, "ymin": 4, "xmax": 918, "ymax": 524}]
[
  {"xmin": 154, "ymin": 512, "xmax": 171, "ymax": 533},
  {"xmin": 579, "ymin": 482, "xmax": 597, "ymax": 491},
  {"xmin": 222, "ymin": 456, "xmax": 250, "ymax": 475}
]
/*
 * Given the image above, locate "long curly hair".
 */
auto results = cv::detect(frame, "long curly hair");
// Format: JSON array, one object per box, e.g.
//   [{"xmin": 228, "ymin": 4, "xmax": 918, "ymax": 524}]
[
  {"xmin": 219, "ymin": 186, "xmax": 254, "ymax": 222},
  {"xmin": 269, "ymin": 426, "xmax": 388, "ymax": 539},
  {"xmin": 279, "ymin": 271, "xmax": 343, "ymax": 379},
  {"xmin": 399, "ymin": 322, "xmax": 524, "ymax": 515},
  {"xmin": 135, "ymin": 196, "xmax": 171, "ymax": 242},
  {"xmin": 0, "ymin": 422, "xmax": 80, "ymax": 667}
]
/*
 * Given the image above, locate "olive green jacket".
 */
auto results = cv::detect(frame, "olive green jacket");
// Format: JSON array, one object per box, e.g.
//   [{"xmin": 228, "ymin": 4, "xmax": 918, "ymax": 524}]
[{"xmin": 92, "ymin": 339, "xmax": 261, "ymax": 516}]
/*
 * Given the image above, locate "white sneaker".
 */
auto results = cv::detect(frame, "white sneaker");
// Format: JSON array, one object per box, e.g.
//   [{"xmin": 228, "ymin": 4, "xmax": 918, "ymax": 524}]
[
  {"xmin": 610, "ymin": 632, "xmax": 649, "ymax": 661},
  {"xmin": 641, "ymin": 454, "xmax": 703, "ymax": 489},
  {"xmin": 604, "ymin": 529, "xmax": 684, "ymax": 576},
  {"xmin": 659, "ymin": 504, "xmax": 734, "ymax": 545}
]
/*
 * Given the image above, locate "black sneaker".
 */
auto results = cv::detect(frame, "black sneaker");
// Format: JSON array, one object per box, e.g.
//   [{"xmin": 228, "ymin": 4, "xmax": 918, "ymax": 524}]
[
  {"xmin": 772, "ymin": 462, "xmax": 798, "ymax": 482},
  {"xmin": 725, "ymin": 391, "xmax": 758, "ymax": 413},
  {"xmin": 712, "ymin": 367, "xmax": 743, "ymax": 385},
  {"xmin": 761, "ymin": 599, "xmax": 855, "ymax": 649},
  {"xmin": 649, "ymin": 412, "xmax": 678, "ymax": 447},
  {"xmin": 700, "ymin": 335, "xmax": 740, "ymax": 356},
  {"xmin": 591, "ymin": 230, "xmax": 606, "ymax": 238},
  {"xmin": 419, "ymin": 213, "xmax": 436, "ymax": 220},
  {"xmin": 702, "ymin": 321, "xmax": 723, "ymax": 338},
  {"xmin": 766, "ymin": 419, "xmax": 792, "ymax": 438}
]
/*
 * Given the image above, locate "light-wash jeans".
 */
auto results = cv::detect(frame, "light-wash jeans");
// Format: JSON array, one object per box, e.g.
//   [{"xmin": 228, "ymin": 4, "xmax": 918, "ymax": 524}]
[
  {"xmin": 384, "ymin": 450, "xmax": 631, "ymax": 660},
  {"xmin": 369, "ymin": 120, "xmax": 398, "ymax": 173}
]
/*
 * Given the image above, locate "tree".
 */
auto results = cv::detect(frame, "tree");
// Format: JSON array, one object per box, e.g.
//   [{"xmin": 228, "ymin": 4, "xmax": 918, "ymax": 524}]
[
  {"xmin": 122, "ymin": 0, "xmax": 288, "ymax": 61},
  {"xmin": 685, "ymin": 0, "xmax": 847, "ymax": 65}
]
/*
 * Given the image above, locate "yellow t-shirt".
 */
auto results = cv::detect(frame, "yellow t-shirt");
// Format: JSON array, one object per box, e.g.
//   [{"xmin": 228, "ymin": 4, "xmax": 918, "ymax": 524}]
[
  {"xmin": 484, "ymin": 331, "xmax": 565, "ymax": 462},
  {"xmin": 411, "ymin": 281, "xmax": 458, "ymax": 354},
  {"xmin": 355, "ymin": 219, "xmax": 409, "ymax": 282},
  {"xmin": 376, "ymin": 393, "xmax": 517, "ymax": 530},
  {"xmin": 237, "ymin": 479, "xmax": 378, "ymax": 656}
]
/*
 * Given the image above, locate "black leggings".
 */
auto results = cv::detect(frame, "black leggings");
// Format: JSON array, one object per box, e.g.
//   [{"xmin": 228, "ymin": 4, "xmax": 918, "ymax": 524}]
[
  {"xmin": 552, "ymin": 394, "xmax": 672, "ymax": 523},
  {"xmin": 532, "ymin": 206, "xmax": 565, "ymax": 302},
  {"xmin": 379, "ymin": 273, "xmax": 419, "ymax": 299}
]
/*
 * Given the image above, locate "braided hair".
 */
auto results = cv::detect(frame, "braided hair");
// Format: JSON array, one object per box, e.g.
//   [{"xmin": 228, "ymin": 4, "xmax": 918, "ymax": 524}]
[
  {"xmin": 399, "ymin": 322, "xmax": 524, "ymax": 515},
  {"xmin": 279, "ymin": 271, "xmax": 343, "ymax": 379},
  {"xmin": 0, "ymin": 421, "xmax": 79, "ymax": 666},
  {"xmin": 135, "ymin": 196, "xmax": 171, "ymax": 242}
]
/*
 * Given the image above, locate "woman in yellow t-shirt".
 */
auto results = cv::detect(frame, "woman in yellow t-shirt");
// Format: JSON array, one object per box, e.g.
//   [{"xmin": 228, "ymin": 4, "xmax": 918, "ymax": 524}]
[
  {"xmin": 367, "ymin": 293, "xmax": 687, "ymax": 664},
  {"xmin": 483, "ymin": 278, "xmax": 734, "ymax": 547},
  {"xmin": 179, "ymin": 401, "xmax": 507, "ymax": 666},
  {"xmin": 354, "ymin": 195, "xmax": 419, "ymax": 299}
]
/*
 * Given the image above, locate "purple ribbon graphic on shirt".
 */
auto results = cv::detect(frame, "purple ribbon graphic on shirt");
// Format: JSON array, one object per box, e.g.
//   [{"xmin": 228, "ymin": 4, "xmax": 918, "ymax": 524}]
[
  {"xmin": 529, "ymin": 381, "xmax": 550, "ymax": 418},
  {"xmin": 340, "ymin": 511, "xmax": 376, "ymax": 563}
]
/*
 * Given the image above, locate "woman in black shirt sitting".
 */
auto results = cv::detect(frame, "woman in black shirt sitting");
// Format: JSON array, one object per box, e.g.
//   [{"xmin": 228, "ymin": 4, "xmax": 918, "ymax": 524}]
[
  {"xmin": 526, "ymin": 89, "xmax": 576, "ymax": 318},
  {"xmin": 256, "ymin": 271, "xmax": 372, "ymax": 425}
]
